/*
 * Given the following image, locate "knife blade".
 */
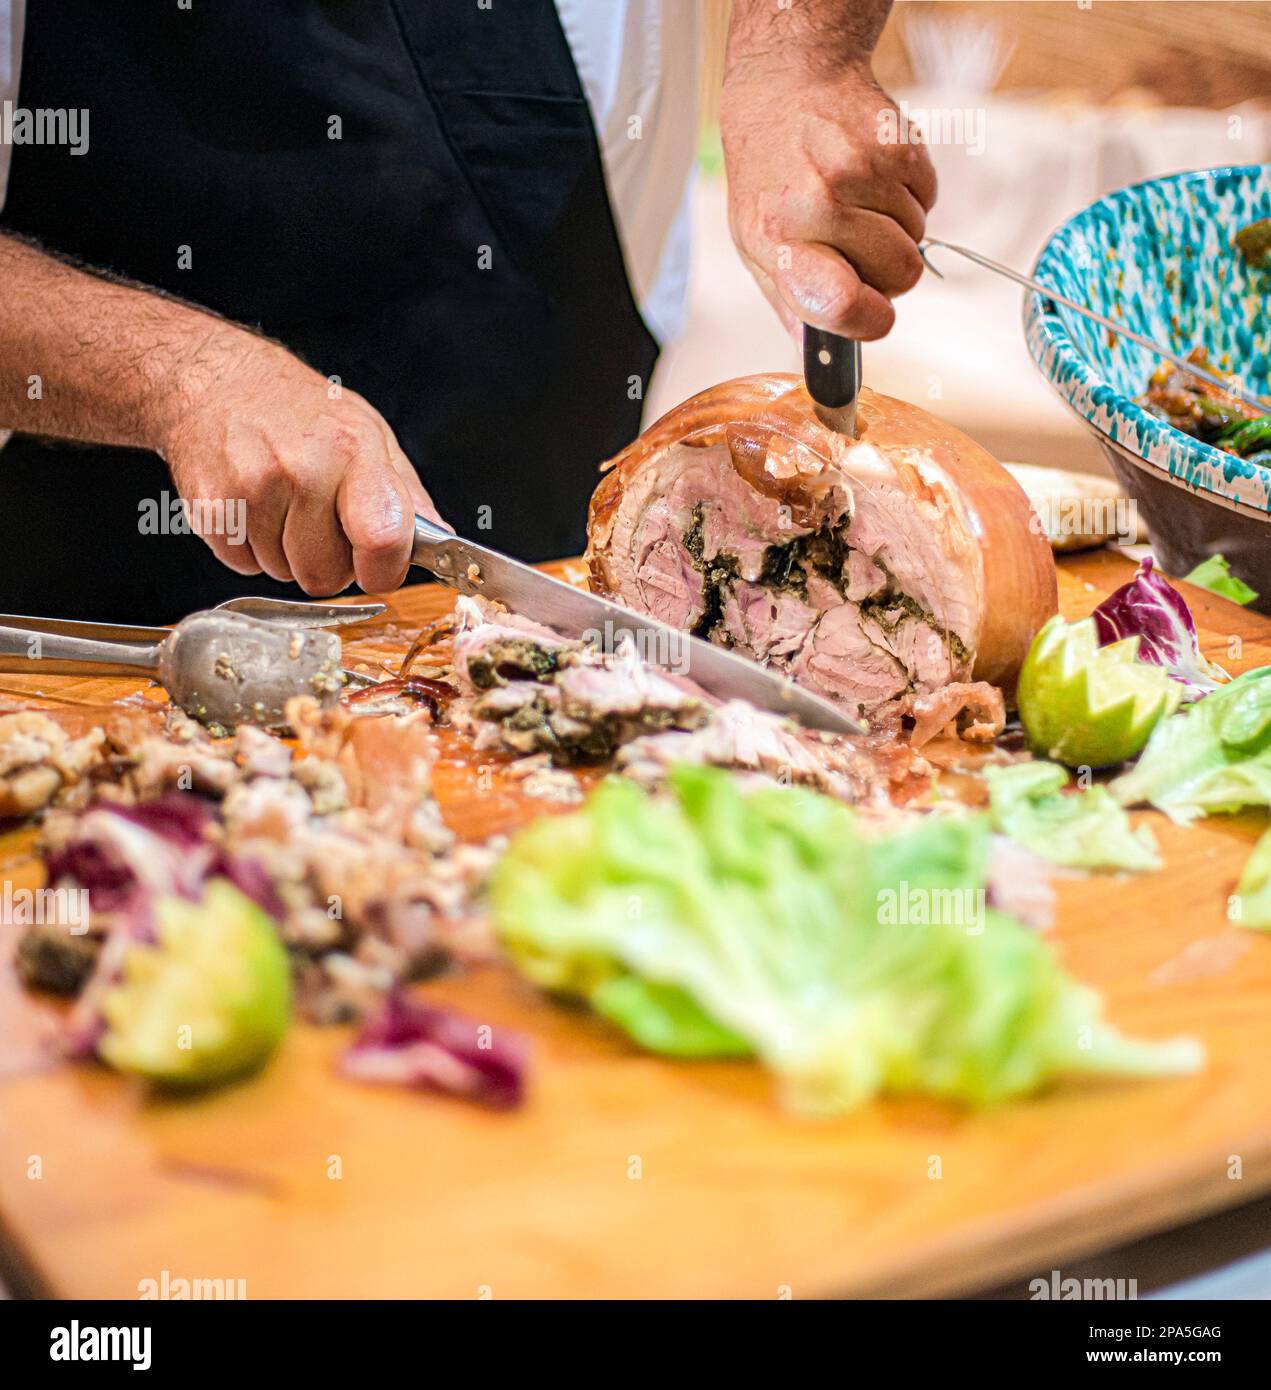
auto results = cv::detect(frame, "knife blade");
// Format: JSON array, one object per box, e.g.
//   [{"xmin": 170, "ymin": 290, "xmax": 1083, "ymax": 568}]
[
  {"xmin": 803, "ymin": 325, "xmax": 862, "ymax": 437},
  {"xmin": 410, "ymin": 517, "xmax": 864, "ymax": 735}
]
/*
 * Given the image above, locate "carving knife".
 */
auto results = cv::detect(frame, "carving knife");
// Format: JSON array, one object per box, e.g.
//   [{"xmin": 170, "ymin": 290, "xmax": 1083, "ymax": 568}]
[
  {"xmin": 803, "ymin": 325, "xmax": 862, "ymax": 437},
  {"xmin": 409, "ymin": 517, "xmax": 864, "ymax": 735}
]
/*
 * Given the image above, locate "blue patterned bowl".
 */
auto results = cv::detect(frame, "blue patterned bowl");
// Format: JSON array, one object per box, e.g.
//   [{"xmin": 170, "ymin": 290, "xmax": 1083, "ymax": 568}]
[{"xmin": 1024, "ymin": 164, "xmax": 1271, "ymax": 607}]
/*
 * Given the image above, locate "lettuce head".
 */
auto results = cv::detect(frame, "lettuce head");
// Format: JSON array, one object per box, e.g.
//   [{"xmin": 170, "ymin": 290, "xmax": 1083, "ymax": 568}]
[{"xmin": 490, "ymin": 766, "xmax": 1200, "ymax": 1115}]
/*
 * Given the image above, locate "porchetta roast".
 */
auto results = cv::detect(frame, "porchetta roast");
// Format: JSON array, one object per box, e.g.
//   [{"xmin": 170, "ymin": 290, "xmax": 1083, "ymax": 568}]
[{"xmin": 587, "ymin": 374, "xmax": 1057, "ymax": 722}]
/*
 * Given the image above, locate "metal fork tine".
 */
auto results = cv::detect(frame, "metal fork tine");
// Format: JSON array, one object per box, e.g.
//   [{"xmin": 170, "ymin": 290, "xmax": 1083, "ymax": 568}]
[
  {"xmin": 0, "ymin": 612, "xmax": 172, "ymax": 642},
  {"xmin": 215, "ymin": 596, "xmax": 388, "ymax": 627}
]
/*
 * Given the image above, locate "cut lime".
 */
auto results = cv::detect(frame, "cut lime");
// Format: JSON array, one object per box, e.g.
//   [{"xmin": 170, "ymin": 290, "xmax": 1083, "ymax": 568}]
[
  {"xmin": 100, "ymin": 879, "xmax": 291, "ymax": 1088},
  {"xmin": 1017, "ymin": 616, "xmax": 1182, "ymax": 768}
]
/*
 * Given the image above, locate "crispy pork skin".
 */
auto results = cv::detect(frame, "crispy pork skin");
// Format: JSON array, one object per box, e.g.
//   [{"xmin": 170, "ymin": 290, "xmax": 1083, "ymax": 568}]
[
  {"xmin": 587, "ymin": 375, "xmax": 1056, "ymax": 719},
  {"xmin": 905, "ymin": 682, "xmax": 1007, "ymax": 748}
]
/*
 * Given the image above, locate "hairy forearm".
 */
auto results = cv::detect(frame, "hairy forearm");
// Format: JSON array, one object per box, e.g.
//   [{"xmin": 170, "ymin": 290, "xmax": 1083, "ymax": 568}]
[
  {"xmin": 0, "ymin": 233, "xmax": 252, "ymax": 451},
  {"xmin": 0, "ymin": 235, "xmax": 440, "ymax": 592},
  {"xmin": 727, "ymin": 0, "xmax": 892, "ymax": 75}
]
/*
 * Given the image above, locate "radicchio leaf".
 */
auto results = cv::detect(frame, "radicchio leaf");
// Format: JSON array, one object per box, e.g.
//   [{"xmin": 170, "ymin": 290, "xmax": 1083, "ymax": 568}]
[
  {"xmin": 44, "ymin": 795, "xmax": 218, "ymax": 910},
  {"xmin": 1092, "ymin": 557, "xmax": 1228, "ymax": 698},
  {"xmin": 43, "ymin": 838, "xmax": 139, "ymax": 915},
  {"xmin": 42, "ymin": 794, "xmax": 286, "ymax": 1055},
  {"xmin": 341, "ymin": 989, "xmax": 528, "ymax": 1109},
  {"xmin": 109, "ymin": 794, "xmax": 216, "ymax": 847},
  {"xmin": 206, "ymin": 849, "xmax": 287, "ymax": 921}
]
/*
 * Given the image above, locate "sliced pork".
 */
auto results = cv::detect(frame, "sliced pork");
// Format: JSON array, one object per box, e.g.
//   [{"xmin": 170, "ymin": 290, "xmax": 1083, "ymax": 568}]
[
  {"xmin": 587, "ymin": 374, "xmax": 1056, "ymax": 721},
  {"xmin": 0, "ymin": 712, "xmax": 105, "ymax": 819},
  {"xmin": 448, "ymin": 597, "xmax": 930, "ymax": 808},
  {"xmin": 449, "ymin": 596, "xmax": 708, "ymax": 762},
  {"xmin": 905, "ymin": 682, "xmax": 1007, "ymax": 749},
  {"xmin": 23, "ymin": 698, "xmax": 499, "ymax": 1028}
]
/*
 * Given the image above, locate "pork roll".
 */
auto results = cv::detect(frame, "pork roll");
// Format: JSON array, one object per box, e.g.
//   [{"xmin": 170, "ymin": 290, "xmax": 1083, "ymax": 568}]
[{"xmin": 586, "ymin": 374, "xmax": 1056, "ymax": 720}]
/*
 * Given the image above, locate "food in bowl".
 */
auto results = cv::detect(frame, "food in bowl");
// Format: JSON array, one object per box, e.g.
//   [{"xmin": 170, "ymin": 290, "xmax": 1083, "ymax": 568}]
[
  {"xmin": 1236, "ymin": 217, "xmax": 1271, "ymax": 269},
  {"xmin": 1141, "ymin": 348, "xmax": 1271, "ymax": 463},
  {"xmin": 1024, "ymin": 164, "xmax": 1271, "ymax": 609}
]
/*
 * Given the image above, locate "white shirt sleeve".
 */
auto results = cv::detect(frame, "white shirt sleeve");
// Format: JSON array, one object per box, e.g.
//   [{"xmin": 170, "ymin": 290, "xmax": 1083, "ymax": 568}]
[
  {"xmin": 0, "ymin": 0, "xmax": 26, "ymax": 212},
  {"xmin": 554, "ymin": 0, "xmax": 699, "ymax": 346}
]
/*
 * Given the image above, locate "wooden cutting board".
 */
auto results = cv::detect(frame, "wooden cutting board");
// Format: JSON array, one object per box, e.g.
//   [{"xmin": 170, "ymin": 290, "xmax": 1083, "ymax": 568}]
[{"xmin": 3, "ymin": 551, "xmax": 1271, "ymax": 1300}]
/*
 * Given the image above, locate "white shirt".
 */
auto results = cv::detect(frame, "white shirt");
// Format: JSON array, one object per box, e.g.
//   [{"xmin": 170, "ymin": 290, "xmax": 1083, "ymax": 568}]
[
  {"xmin": 0, "ymin": 0, "xmax": 21, "ymax": 204},
  {"xmin": 0, "ymin": 1, "xmax": 698, "ymax": 346},
  {"xmin": 554, "ymin": 0, "xmax": 699, "ymax": 345}
]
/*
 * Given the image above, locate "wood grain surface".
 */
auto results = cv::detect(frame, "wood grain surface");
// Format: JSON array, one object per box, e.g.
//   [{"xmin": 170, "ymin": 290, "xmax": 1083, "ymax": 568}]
[{"xmin": 3, "ymin": 552, "xmax": 1271, "ymax": 1300}]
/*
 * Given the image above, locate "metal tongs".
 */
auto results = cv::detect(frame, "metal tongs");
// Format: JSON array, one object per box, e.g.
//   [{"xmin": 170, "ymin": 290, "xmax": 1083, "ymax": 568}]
[
  {"xmin": 0, "ymin": 597, "xmax": 385, "ymax": 731},
  {"xmin": 920, "ymin": 237, "xmax": 1271, "ymax": 415}
]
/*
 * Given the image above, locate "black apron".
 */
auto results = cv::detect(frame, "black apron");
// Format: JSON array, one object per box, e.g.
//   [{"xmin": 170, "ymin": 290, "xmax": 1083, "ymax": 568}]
[{"xmin": 0, "ymin": 1, "xmax": 657, "ymax": 622}]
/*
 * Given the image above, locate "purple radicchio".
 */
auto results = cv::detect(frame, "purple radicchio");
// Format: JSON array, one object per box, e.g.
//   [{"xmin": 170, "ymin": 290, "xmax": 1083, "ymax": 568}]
[
  {"xmin": 341, "ymin": 989, "xmax": 528, "ymax": 1109},
  {"xmin": 45, "ymin": 794, "xmax": 282, "ymax": 1056},
  {"xmin": 44, "ymin": 795, "xmax": 218, "ymax": 924},
  {"xmin": 1092, "ymin": 557, "xmax": 1228, "ymax": 699},
  {"xmin": 47, "ymin": 794, "xmax": 279, "ymax": 916}
]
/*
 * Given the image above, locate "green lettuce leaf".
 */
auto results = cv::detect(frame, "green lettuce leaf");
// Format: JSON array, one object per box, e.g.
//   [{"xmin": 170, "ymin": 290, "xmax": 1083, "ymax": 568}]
[
  {"xmin": 1184, "ymin": 554, "xmax": 1259, "ymax": 606},
  {"xmin": 984, "ymin": 761, "xmax": 1160, "ymax": 871},
  {"xmin": 1231, "ymin": 825, "xmax": 1271, "ymax": 930},
  {"xmin": 490, "ymin": 766, "xmax": 1200, "ymax": 1114},
  {"xmin": 1113, "ymin": 666, "xmax": 1271, "ymax": 821}
]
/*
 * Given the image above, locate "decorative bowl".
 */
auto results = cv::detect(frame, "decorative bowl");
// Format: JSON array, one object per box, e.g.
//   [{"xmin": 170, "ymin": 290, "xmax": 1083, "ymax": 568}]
[{"xmin": 1024, "ymin": 163, "xmax": 1271, "ymax": 607}]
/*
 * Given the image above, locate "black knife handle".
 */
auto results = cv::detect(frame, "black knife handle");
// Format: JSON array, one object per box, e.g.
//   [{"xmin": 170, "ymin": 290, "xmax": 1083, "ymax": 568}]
[{"xmin": 803, "ymin": 326, "xmax": 861, "ymax": 409}]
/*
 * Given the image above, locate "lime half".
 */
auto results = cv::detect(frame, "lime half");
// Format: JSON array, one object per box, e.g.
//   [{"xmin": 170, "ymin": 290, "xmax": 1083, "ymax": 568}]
[
  {"xmin": 1017, "ymin": 616, "xmax": 1182, "ymax": 768},
  {"xmin": 100, "ymin": 879, "xmax": 291, "ymax": 1087}
]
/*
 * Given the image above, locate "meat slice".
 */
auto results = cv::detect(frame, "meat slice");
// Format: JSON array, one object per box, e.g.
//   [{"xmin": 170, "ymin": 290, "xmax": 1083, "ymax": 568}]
[
  {"xmin": 450, "ymin": 599, "xmax": 570, "ymax": 694},
  {"xmin": 587, "ymin": 375, "xmax": 1056, "ymax": 719},
  {"xmin": 789, "ymin": 606, "xmax": 909, "ymax": 715},
  {"xmin": 448, "ymin": 597, "xmax": 931, "ymax": 809},
  {"xmin": 0, "ymin": 712, "xmax": 105, "ymax": 819},
  {"xmin": 616, "ymin": 699, "xmax": 932, "ymax": 811},
  {"xmin": 448, "ymin": 597, "xmax": 707, "ymax": 762},
  {"xmin": 719, "ymin": 581, "xmax": 819, "ymax": 662},
  {"xmin": 905, "ymin": 682, "xmax": 1007, "ymax": 748},
  {"xmin": 618, "ymin": 700, "xmax": 855, "ymax": 799}
]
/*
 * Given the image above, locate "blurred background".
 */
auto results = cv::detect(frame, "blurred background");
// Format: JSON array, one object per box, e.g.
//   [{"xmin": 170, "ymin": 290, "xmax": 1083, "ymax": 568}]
[{"xmin": 649, "ymin": 0, "xmax": 1271, "ymax": 472}]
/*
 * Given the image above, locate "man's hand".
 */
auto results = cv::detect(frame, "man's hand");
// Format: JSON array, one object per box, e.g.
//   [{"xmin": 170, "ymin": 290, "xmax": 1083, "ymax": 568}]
[
  {"xmin": 722, "ymin": 2, "xmax": 936, "ymax": 341},
  {"xmin": 0, "ymin": 233, "xmax": 444, "ymax": 596},
  {"xmin": 160, "ymin": 332, "xmax": 442, "ymax": 595}
]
